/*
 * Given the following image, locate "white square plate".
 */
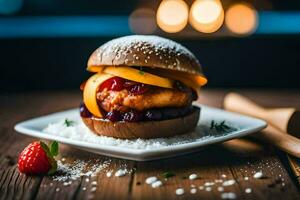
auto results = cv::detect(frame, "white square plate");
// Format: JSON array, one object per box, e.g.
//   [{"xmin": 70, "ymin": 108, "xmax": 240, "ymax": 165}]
[{"xmin": 14, "ymin": 104, "xmax": 266, "ymax": 161}]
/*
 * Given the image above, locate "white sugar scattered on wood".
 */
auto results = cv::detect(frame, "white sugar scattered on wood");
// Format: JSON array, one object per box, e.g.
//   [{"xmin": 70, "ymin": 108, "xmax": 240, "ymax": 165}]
[
  {"xmin": 145, "ymin": 176, "xmax": 158, "ymax": 184},
  {"xmin": 63, "ymin": 181, "xmax": 72, "ymax": 186},
  {"xmin": 189, "ymin": 174, "xmax": 198, "ymax": 180},
  {"xmin": 245, "ymin": 188, "xmax": 252, "ymax": 193},
  {"xmin": 91, "ymin": 181, "xmax": 97, "ymax": 186},
  {"xmin": 190, "ymin": 188, "xmax": 197, "ymax": 194},
  {"xmin": 151, "ymin": 180, "xmax": 163, "ymax": 188},
  {"xmin": 106, "ymin": 171, "xmax": 112, "ymax": 177},
  {"xmin": 221, "ymin": 192, "xmax": 237, "ymax": 199},
  {"xmin": 115, "ymin": 169, "xmax": 127, "ymax": 177},
  {"xmin": 175, "ymin": 188, "xmax": 185, "ymax": 195},
  {"xmin": 222, "ymin": 180, "xmax": 236, "ymax": 186},
  {"xmin": 63, "ymin": 182, "xmax": 69, "ymax": 186},
  {"xmin": 52, "ymin": 159, "xmax": 110, "ymax": 182},
  {"xmin": 253, "ymin": 171, "xmax": 263, "ymax": 179},
  {"xmin": 204, "ymin": 182, "xmax": 215, "ymax": 186}
]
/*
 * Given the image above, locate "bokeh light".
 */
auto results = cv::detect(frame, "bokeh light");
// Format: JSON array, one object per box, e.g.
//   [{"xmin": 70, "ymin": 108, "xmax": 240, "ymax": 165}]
[
  {"xmin": 0, "ymin": 0, "xmax": 23, "ymax": 15},
  {"xmin": 156, "ymin": 0, "xmax": 189, "ymax": 33},
  {"xmin": 129, "ymin": 8, "xmax": 157, "ymax": 34},
  {"xmin": 189, "ymin": 0, "xmax": 224, "ymax": 33},
  {"xmin": 225, "ymin": 3, "xmax": 258, "ymax": 35}
]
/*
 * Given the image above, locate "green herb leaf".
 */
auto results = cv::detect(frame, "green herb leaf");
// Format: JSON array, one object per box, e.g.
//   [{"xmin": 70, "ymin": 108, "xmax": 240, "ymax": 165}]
[
  {"xmin": 210, "ymin": 120, "xmax": 215, "ymax": 130},
  {"xmin": 50, "ymin": 141, "xmax": 59, "ymax": 156},
  {"xmin": 162, "ymin": 171, "xmax": 175, "ymax": 179},
  {"xmin": 209, "ymin": 120, "xmax": 237, "ymax": 132},
  {"xmin": 64, "ymin": 118, "xmax": 75, "ymax": 127}
]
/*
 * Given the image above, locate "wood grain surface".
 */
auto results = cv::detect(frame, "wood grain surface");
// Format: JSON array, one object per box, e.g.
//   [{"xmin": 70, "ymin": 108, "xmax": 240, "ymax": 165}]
[{"xmin": 0, "ymin": 89, "xmax": 300, "ymax": 200}]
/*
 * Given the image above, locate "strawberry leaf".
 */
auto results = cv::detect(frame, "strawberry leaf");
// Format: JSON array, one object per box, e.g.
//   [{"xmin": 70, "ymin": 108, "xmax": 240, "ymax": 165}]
[
  {"xmin": 40, "ymin": 141, "xmax": 51, "ymax": 155},
  {"xmin": 47, "ymin": 157, "xmax": 57, "ymax": 175},
  {"xmin": 50, "ymin": 141, "xmax": 59, "ymax": 156},
  {"xmin": 40, "ymin": 141, "xmax": 58, "ymax": 175}
]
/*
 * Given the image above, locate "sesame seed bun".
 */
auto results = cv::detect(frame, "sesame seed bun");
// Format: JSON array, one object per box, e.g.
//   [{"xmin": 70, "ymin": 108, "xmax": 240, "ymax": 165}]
[
  {"xmin": 83, "ymin": 35, "xmax": 204, "ymax": 139},
  {"xmin": 87, "ymin": 35, "xmax": 204, "ymax": 76}
]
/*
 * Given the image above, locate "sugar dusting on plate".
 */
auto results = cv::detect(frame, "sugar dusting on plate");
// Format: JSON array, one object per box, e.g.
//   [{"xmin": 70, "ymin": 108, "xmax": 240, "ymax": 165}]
[{"xmin": 43, "ymin": 119, "xmax": 235, "ymax": 150}]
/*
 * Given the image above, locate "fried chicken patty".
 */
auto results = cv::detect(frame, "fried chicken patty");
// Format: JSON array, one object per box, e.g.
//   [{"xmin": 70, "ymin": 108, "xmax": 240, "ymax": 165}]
[{"xmin": 97, "ymin": 87, "xmax": 193, "ymax": 113}]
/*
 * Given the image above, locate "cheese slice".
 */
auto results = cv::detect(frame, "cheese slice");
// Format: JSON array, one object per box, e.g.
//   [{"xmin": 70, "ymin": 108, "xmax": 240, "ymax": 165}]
[
  {"xmin": 83, "ymin": 73, "xmax": 113, "ymax": 117},
  {"xmin": 103, "ymin": 66, "xmax": 174, "ymax": 88},
  {"xmin": 87, "ymin": 65, "xmax": 207, "ymax": 87}
]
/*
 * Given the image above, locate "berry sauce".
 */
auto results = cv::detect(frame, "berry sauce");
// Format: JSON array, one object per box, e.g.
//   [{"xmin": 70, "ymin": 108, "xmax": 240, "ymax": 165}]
[
  {"xmin": 80, "ymin": 103, "xmax": 93, "ymax": 118},
  {"xmin": 81, "ymin": 76, "xmax": 195, "ymax": 122},
  {"xmin": 97, "ymin": 76, "xmax": 150, "ymax": 95}
]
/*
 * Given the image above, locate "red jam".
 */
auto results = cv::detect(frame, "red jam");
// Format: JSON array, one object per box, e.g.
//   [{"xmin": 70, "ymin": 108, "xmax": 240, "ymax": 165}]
[
  {"xmin": 99, "ymin": 76, "xmax": 125, "ymax": 91},
  {"xmin": 98, "ymin": 76, "xmax": 149, "ymax": 95}
]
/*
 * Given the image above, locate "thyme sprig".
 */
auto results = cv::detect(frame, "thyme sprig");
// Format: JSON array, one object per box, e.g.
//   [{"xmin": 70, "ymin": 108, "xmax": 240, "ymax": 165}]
[
  {"xmin": 161, "ymin": 171, "xmax": 175, "ymax": 179},
  {"xmin": 210, "ymin": 120, "xmax": 236, "ymax": 132},
  {"xmin": 64, "ymin": 118, "xmax": 75, "ymax": 127}
]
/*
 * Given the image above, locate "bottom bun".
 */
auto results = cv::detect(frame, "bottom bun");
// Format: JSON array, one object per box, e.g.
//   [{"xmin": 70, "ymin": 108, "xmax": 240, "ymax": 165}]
[{"xmin": 82, "ymin": 107, "xmax": 200, "ymax": 139}]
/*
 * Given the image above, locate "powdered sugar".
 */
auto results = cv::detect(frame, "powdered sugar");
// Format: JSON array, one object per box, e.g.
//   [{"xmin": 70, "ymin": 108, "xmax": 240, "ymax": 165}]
[{"xmin": 43, "ymin": 118, "xmax": 220, "ymax": 150}]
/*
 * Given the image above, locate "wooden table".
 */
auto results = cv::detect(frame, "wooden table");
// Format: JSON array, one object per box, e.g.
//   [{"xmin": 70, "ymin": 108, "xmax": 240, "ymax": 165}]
[{"xmin": 1, "ymin": 89, "xmax": 300, "ymax": 200}]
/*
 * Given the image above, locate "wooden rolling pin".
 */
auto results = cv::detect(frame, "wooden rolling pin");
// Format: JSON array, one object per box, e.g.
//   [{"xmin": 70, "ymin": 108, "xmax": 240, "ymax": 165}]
[
  {"xmin": 224, "ymin": 93, "xmax": 300, "ymax": 136},
  {"xmin": 224, "ymin": 93, "xmax": 300, "ymax": 158}
]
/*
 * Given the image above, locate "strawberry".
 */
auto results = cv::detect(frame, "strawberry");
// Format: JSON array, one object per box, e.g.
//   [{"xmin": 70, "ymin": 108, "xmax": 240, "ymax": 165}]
[{"xmin": 18, "ymin": 141, "xmax": 59, "ymax": 175}]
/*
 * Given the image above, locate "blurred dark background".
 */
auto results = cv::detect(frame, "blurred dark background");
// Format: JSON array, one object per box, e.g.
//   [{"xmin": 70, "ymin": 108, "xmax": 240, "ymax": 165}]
[{"xmin": 1, "ymin": 0, "xmax": 300, "ymax": 92}]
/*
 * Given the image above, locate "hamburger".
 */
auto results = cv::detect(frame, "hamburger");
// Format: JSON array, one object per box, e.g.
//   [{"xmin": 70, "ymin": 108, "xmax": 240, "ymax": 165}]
[{"xmin": 80, "ymin": 35, "xmax": 207, "ymax": 139}]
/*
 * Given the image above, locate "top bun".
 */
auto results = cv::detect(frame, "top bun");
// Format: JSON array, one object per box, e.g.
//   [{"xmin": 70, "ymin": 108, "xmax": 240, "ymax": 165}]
[{"xmin": 87, "ymin": 35, "xmax": 204, "ymax": 76}]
